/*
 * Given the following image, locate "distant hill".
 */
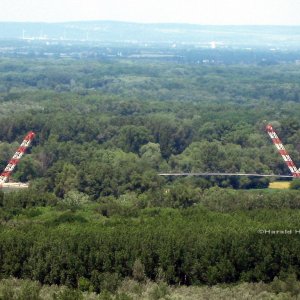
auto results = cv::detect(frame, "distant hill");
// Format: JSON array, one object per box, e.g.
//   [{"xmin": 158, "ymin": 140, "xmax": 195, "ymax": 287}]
[{"xmin": 0, "ymin": 21, "xmax": 300, "ymax": 49}]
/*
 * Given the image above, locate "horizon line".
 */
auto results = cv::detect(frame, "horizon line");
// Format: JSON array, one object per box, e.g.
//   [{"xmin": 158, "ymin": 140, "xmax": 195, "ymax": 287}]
[{"xmin": 1, "ymin": 20, "xmax": 300, "ymax": 27}]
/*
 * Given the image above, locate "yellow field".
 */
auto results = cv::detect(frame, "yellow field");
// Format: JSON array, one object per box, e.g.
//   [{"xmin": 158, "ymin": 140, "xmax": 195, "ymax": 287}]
[{"xmin": 269, "ymin": 181, "xmax": 291, "ymax": 189}]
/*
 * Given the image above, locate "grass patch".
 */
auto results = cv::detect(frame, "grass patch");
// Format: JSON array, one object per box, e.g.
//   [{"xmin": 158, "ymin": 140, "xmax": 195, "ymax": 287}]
[{"xmin": 269, "ymin": 181, "xmax": 291, "ymax": 189}]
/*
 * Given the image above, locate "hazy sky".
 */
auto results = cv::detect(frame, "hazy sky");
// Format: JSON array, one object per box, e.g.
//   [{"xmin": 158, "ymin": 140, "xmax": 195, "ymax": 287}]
[{"xmin": 1, "ymin": 0, "xmax": 300, "ymax": 25}]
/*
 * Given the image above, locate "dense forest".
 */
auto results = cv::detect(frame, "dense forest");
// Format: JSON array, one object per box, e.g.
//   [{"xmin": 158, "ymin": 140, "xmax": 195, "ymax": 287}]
[{"xmin": 1, "ymin": 49, "xmax": 300, "ymax": 298}]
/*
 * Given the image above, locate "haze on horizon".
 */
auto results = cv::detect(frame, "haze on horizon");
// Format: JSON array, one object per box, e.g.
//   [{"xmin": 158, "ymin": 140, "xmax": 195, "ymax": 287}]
[{"xmin": 0, "ymin": 0, "xmax": 300, "ymax": 26}]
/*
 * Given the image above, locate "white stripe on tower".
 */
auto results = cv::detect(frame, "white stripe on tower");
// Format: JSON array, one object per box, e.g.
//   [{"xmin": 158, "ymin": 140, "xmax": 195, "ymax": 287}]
[{"xmin": 266, "ymin": 124, "xmax": 300, "ymax": 178}]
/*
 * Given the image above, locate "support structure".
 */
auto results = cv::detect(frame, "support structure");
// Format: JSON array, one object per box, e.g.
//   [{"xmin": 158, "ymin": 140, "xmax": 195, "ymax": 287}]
[
  {"xmin": 266, "ymin": 124, "xmax": 300, "ymax": 178},
  {"xmin": 159, "ymin": 126, "xmax": 298, "ymax": 178},
  {"xmin": 0, "ymin": 131, "xmax": 35, "ymax": 185}
]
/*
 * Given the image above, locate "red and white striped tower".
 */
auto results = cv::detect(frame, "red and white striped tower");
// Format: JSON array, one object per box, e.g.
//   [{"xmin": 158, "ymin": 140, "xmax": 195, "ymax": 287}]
[
  {"xmin": 266, "ymin": 124, "xmax": 300, "ymax": 178},
  {"xmin": 0, "ymin": 131, "xmax": 35, "ymax": 185}
]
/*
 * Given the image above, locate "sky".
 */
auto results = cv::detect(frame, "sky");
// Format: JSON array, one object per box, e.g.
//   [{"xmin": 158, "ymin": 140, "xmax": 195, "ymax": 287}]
[{"xmin": 1, "ymin": 0, "xmax": 300, "ymax": 25}]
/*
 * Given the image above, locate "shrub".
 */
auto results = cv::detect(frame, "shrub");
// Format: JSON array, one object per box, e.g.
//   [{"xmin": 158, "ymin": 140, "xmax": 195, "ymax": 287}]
[{"xmin": 290, "ymin": 179, "xmax": 300, "ymax": 190}]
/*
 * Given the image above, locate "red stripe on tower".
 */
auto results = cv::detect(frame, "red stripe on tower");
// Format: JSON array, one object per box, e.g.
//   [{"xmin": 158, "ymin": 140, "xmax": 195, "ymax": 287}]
[{"xmin": 266, "ymin": 125, "xmax": 300, "ymax": 178}]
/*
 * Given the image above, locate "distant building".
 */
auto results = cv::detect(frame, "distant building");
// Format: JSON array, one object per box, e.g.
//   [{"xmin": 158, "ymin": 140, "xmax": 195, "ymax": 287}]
[{"xmin": 210, "ymin": 41, "xmax": 216, "ymax": 49}]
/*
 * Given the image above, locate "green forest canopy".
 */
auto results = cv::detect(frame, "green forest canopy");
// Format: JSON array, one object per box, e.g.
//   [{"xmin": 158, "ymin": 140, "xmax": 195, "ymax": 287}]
[{"xmin": 1, "ymin": 55, "xmax": 300, "ymax": 293}]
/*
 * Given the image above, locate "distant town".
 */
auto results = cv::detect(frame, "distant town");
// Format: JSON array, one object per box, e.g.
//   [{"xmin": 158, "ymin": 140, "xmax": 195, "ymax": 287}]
[{"xmin": 0, "ymin": 21, "xmax": 299, "ymax": 64}]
